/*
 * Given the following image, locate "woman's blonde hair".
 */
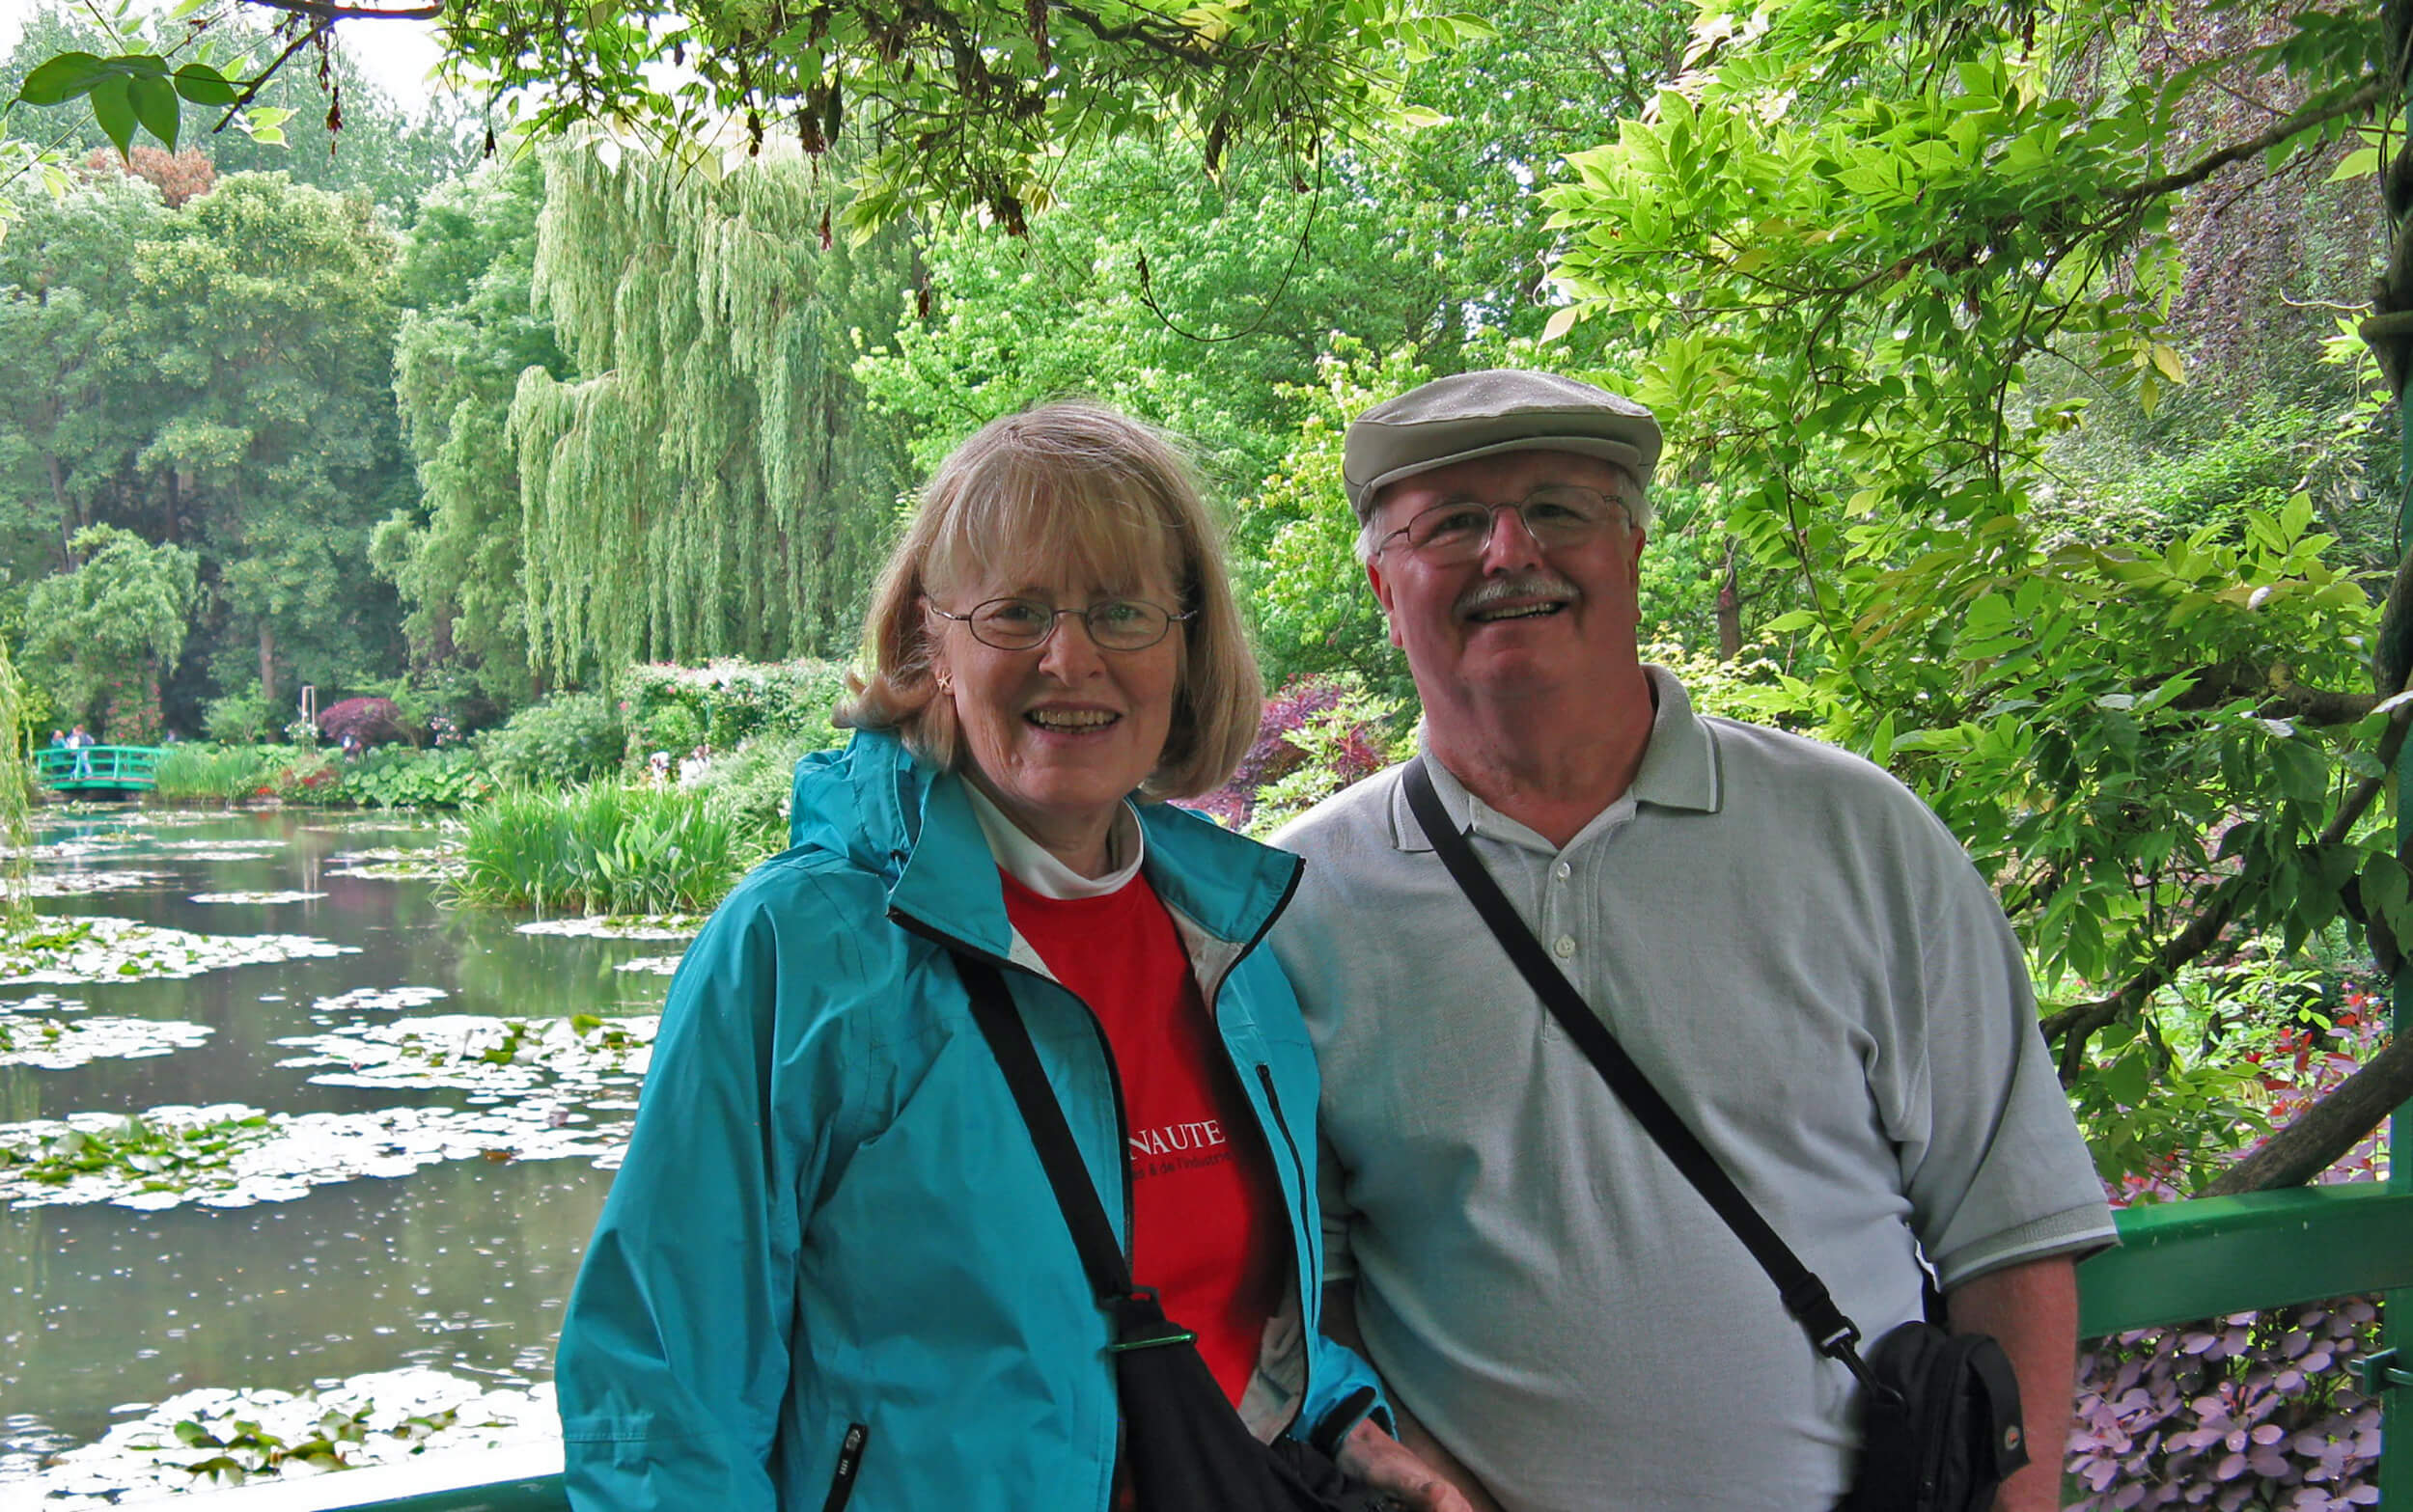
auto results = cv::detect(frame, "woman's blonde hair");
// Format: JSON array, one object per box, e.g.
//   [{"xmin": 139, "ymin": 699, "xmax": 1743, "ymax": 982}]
[{"xmin": 837, "ymin": 402, "xmax": 1262, "ymax": 801}]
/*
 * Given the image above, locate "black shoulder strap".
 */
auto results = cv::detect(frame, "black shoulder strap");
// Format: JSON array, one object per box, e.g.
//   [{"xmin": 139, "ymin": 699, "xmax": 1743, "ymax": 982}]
[
  {"xmin": 1400, "ymin": 756, "xmax": 1882, "ymax": 1388},
  {"xmin": 954, "ymin": 952, "xmax": 1133, "ymax": 1304}
]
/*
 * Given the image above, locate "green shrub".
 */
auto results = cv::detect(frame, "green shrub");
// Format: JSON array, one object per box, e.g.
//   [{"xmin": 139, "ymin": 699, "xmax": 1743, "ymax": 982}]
[
  {"xmin": 473, "ymin": 692, "xmax": 625, "ymax": 786},
  {"xmin": 335, "ymin": 747, "xmax": 494, "ymax": 810},
  {"xmin": 619, "ymin": 659, "xmax": 850, "ymax": 761},
  {"xmin": 694, "ymin": 728, "xmax": 840, "ymax": 843},
  {"xmin": 451, "ymin": 783, "xmax": 768, "ymax": 915},
  {"xmin": 153, "ymin": 743, "xmax": 278, "ymax": 802},
  {"xmin": 204, "ymin": 689, "xmax": 277, "ymax": 746},
  {"xmin": 264, "ymin": 749, "xmax": 341, "ymax": 800}
]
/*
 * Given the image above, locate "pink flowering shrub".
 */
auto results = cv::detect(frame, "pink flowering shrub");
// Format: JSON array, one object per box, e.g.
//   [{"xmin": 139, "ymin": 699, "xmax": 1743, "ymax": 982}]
[
  {"xmin": 2066, "ymin": 989, "xmax": 2390, "ymax": 1507},
  {"xmin": 1184, "ymin": 675, "xmax": 1408, "ymax": 832},
  {"xmin": 317, "ymin": 697, "xmax": 414, "ymax": 750}
]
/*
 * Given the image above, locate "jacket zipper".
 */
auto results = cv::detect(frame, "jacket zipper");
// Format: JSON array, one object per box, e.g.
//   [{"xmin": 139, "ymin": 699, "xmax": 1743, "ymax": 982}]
[
  {"xmin": 889, "ymin": 854, "xmax": 1306, "ymax": 1352},
  {"xmin": 819, "ymin": 1421, "xmax": 869, "ymax": 1512}
]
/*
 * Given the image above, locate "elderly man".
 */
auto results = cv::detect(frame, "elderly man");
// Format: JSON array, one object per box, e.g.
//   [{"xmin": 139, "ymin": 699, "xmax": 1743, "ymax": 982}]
[{"xmin": 1272, "ymin": 370, "xmax": 2113, "ymax": 1512}]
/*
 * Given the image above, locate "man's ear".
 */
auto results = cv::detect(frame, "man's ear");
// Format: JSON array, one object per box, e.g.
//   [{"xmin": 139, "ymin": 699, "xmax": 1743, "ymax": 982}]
[{"xmin": 1365, "ymin": 556, "xmax": 1404, "ymax": 649}]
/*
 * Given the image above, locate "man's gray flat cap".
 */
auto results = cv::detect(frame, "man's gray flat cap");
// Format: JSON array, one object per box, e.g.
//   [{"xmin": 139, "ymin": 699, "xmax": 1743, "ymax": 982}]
[{"xmin": 1343, "ymin": 369, "xmax": 1662, "ymax": 522}]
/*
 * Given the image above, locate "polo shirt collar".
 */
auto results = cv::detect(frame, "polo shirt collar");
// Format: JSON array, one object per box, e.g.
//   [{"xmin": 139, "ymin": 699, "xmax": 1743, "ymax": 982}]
[{"xmin": 1389, "ymin": 663, "xmax": 1723, "ymax": 853}]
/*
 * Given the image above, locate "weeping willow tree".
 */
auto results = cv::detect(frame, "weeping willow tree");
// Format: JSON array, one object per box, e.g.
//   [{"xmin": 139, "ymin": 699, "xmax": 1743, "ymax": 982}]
[
  {"xmin": 511, "ymin": 146, "xmax": 918, "ymax": 684},
  {"xmin": 0, "ymin": 644, "xmax": 30, "ymax": 933}
]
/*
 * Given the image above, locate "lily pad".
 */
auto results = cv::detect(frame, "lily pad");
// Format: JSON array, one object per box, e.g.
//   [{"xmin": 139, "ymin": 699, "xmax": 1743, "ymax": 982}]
[
  {"xmin": 0, "ymin": 915, "xmax": 355, "ymax": 985},
  {"xmin": 0, "ymin": 1013, "xmax": 213, "ymax": 1069},
  {"xmin": 188, "ymin": 891, "xmax": 330, "ymax": 904},
  {"xmin": 515, "ymin": 914, "xmax": 705, "ymax": 942},
  {"xmin": 0, "ymin": 1099, "xmax": 633, "ymax": 1211},
  {"xmin": 142, "ymin": 838, "xmax": 291, "ymax": 854},
  {"xmin": 327, "ymin": 848, "xmax": 462, "ymax": 881},
  {"xmin": 0, "ymin": 1368, "xmax": 557, "ymax": 1504},
  {"xmin": 26, "ymin": 869, "xmax": 172, "ymax": 896},
  {"xmin": 616, "ymin": 954, "xmax": 683, "ymax": 975},
  {"xmin": 276, "ymin": 1013, "xmax": 656, "ymax": 1097},
  {"xmin": 309, "ymin": 984, "xmax": 451, "ymax": 1017}
]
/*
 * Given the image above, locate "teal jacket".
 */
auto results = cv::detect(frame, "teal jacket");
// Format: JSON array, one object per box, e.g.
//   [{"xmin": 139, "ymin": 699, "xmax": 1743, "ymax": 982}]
[{"xmin": 558, "ymin": 731, "xmax": 1386, "ymax": 1510}]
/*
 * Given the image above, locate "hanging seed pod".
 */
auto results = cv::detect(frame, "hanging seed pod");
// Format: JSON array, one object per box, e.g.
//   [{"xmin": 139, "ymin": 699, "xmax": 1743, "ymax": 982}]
[
  {"xmin": 822, "ymin": 76, "xmax": 843, "ymax": 144},
  {"xmin": 1025, "ymin": 0, "xmax": 1051, "ymax": 66}
]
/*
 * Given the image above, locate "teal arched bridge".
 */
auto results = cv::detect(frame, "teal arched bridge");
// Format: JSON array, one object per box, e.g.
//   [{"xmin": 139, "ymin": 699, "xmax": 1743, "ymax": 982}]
[{"xmin": 30, "ymin": 744, "xmax": 165, "ymax": 793}]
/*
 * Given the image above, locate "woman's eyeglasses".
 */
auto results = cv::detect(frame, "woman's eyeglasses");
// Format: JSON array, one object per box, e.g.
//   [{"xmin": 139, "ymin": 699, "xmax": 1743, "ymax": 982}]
[{"xmin": 930, "ymin": 597, "xmax": 1194, "ymax": 651}]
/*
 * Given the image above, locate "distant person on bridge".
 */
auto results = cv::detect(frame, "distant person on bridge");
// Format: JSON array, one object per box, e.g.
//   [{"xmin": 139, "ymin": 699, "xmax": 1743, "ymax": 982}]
[{"xmin": 67, "ymin": 725, "xmax": 93, "ymax": 779}]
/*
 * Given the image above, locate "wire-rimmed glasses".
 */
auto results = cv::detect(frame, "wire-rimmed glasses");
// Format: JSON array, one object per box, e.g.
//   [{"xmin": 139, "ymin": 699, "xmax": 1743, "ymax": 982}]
[
  {"xmin": 929, "ymin": 596, "xmax": 1194, "ymax": 652},
  {"xmin": 1373, "ymin": 485, "xmax": 1629, "ymax": 564}
]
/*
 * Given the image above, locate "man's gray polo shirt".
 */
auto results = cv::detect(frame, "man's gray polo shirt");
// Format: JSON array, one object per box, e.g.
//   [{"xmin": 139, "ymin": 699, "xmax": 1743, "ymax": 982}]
[{"xmin": 1271, "ymin": 668, "xmax": 2112, "ymax": 1512}]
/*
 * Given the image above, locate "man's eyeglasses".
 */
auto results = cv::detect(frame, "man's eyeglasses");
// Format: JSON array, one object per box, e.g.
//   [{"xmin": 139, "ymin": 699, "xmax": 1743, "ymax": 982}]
[
  {"xmin": 929, "ymin": 596, "xmax": 1194, "ymax": 652},
  {"xmin": 1373, "ymin": 485, "xmax": 1630, "ymax": 564}
]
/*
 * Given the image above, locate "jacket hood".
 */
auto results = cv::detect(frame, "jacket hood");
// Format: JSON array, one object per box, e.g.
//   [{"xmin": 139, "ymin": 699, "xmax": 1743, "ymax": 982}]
[{"xmin": 789, "ymin": 730, "xmax": 1300, "ymax": 954}]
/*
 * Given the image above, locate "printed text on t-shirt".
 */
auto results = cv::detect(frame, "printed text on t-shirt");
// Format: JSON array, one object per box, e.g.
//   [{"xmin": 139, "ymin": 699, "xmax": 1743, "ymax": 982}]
[{"xmin": 1130, "ymin": 1118, "xmax": 1230, "ymax": 1177}]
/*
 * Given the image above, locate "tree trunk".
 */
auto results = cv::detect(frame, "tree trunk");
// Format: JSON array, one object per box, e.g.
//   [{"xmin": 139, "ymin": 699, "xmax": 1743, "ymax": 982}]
[
  {"xmin": 45, "ymin": 454, "xmax": 73, "ymax": 569},
  {"xmin": 2203, "ymin": 1031, "xmax": 2413, "ymax": 1195},
  {"xmin": 258, "ymin": 622, "xmax": 277, "ymax": 707},
  {"xmin": 1717, "ymin": 542, "xmax": 1743, "ymax": 663}
]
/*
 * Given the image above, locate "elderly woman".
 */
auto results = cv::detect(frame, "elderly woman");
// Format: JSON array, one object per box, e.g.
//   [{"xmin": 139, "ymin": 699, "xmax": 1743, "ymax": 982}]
[{"xmin": 557, "ymin": 403, "xmax": 1463, "ymax": 1511}]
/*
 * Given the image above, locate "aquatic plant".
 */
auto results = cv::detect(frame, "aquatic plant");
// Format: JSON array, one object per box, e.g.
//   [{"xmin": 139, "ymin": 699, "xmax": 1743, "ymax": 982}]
[
  {"xmin": 152, "ymin": 743, "xmax": 278, "ymax": 803},
  {"xmin": 334, "ymin": 747, "xmax": 493, "ymax": 810},
  {"xmin": 0, "ymin": 1108, "xmax": 273, "ymax": 1195},
  {"xmin": 451, "ymin": 783, "xmax": 765, "ymax": 914},
  {"xmin": 0, "ymin": 1011, "xmax": 213, "ymax": 1069},
  {"xmin": 14, "ymin": 1369, "xmax": 554, "ymax": 1502},
  {"xmin": 0, "ymin": 915, "xmax": 352, "ymax": 985},
  {"xmin": 0, "ymin": 1098, "xmax": 633, "ymax": 1211}
]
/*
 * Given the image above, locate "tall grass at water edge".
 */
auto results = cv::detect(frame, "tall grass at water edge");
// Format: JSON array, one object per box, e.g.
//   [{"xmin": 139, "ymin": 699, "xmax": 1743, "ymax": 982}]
[
  {"xmin": 451, "ymin": 783, "xmax": 772, "ymax": 916},
  {"xmin": 153, "ymin": 743, "xmax": 281, "ymax": 802}
]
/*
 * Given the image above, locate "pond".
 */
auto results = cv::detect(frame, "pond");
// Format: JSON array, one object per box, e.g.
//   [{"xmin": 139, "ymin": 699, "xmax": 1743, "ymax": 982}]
[{"xmin": 0, "ymin": 806, "xmax": 683, "ymax": 1504}]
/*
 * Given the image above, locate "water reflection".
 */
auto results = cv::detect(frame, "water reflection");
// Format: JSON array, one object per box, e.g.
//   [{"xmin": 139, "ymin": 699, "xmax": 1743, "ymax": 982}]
[{"xmin": 0, "ymin": 808, "xmax": 658, "ymax": 1454}]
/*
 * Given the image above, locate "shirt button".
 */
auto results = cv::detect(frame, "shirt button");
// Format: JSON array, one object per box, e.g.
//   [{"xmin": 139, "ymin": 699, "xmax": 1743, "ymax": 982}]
[
  {"xmin": 1554, "ymin": 863, "xmax": 1572, "ymax": 880},
  {"xmin": 1552, "ymin": 936, "xmax": 1576, "ymax": 958}
]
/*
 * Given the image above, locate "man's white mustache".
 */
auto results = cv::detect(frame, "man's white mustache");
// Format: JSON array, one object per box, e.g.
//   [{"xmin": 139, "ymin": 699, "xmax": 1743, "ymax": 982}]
[{"xmin": 1456, "ymin": 572, "xmax": 1580, "ymax": 617}]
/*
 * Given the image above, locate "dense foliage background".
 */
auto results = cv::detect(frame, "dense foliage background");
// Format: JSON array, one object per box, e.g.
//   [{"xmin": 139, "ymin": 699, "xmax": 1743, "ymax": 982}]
[{"xmin": 2, "ymin": 0, "xmax": 2408, "ymax": 1201}]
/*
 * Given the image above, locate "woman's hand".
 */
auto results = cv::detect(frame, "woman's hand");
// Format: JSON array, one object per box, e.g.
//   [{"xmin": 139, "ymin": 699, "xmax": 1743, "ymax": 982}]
[{"xmin": 1336, "ymin": 1417, "xmax": 1488, "ymax": 1512}]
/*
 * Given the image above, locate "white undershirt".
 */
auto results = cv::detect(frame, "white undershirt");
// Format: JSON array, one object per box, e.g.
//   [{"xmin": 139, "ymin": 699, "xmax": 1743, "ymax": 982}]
[{"xmin": 961, "ymin": 782, "xmax": 1146, "ymax": 899}]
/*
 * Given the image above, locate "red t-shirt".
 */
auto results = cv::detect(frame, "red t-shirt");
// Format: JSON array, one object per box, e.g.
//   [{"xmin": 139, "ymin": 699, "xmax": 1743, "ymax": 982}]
[{"xmin": 999, "ymin": 868, "xmax": 1290, "ymax": 1405}]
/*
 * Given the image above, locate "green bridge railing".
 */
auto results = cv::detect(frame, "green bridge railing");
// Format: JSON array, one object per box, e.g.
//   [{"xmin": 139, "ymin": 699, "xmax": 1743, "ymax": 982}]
[
  {"xmin": 172, "ymin": 1183, "xmax": 2413, "ymax": 1511},
  {"xmin": 31, "ymin": 744, "xmax": 165, "ymax": 792}
]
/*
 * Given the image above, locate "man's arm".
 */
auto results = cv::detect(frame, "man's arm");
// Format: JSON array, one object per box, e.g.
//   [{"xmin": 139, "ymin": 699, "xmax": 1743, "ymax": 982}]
[
  {"xmin": 1943, "ymin": 1253, "xmax": 2079, "ymax": 1512},
  {"xmin": 1324, "ymin": 1282, "xmax": 1506, "ymax": 1512}
]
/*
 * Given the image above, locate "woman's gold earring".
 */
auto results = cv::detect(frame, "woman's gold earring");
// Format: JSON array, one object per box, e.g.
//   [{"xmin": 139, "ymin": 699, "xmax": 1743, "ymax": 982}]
[{"xmin": 935, "ymin": 674, "xmax": 954, "ymax": 694}]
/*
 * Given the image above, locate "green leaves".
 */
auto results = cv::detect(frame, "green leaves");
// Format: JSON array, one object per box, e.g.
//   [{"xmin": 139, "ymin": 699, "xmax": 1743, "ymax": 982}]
[{"xmin": 12, "ymin": 51, "xmax": 241, "ymax": 156}]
